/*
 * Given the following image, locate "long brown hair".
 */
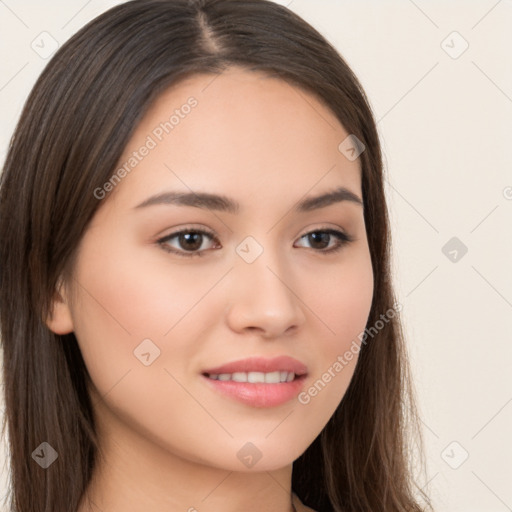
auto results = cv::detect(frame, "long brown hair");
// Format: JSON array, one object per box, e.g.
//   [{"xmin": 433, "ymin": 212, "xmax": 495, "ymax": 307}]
[{"xmin": 0, "ymin": 1, "xmax": 433, "ymax": 510}]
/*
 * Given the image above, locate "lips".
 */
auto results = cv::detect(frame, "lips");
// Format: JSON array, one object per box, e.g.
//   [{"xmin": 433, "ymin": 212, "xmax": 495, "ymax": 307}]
[
  {"xmin": 201, "ymin": 356, "xmax": 308, "ymax": 408},
  {"xmin": 202, "ymin": 356, "xmax": 308, "ymax": 377}
]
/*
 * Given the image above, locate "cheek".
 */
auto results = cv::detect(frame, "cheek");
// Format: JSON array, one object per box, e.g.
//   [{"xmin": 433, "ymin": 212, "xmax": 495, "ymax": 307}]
[
  {"xmin": 305, "ymin": 247, "xmax": 374, "ymax": 352},
  {"xmin": 71, "ymin": 230, "xmax": 213, "ymax": 335},
  {"xmin": 288, "ymin": 246, "xmax": 373, "ymax": 420},
  {"xmin": 67, "ymin": 238, "xmax": 218, "ymax": 451},
  {"xmin": 68, "ymin": 235, "xmax": 227, "ymax": 387}
]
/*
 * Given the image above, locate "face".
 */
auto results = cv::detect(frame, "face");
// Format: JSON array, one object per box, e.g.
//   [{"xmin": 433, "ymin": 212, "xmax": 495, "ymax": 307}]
[{"xmin": 49, "ymin": 67, "xmax": 374, "ymax": 472}]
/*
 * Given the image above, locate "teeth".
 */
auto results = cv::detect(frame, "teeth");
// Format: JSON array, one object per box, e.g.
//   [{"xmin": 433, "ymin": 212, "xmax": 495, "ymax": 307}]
[
  {"xmin": 207, "ymin": 371, "xmax": 296, "ymax": 383},
  {"xmin": 264, "ymin": 371, "xmax": 280, "ymax": 383}
]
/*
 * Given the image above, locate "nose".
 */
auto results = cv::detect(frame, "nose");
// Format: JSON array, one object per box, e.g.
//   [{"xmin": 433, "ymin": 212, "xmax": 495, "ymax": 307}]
[{"xmin": 224, "ymin": 249, "xmax": 307, "ymax": 339}]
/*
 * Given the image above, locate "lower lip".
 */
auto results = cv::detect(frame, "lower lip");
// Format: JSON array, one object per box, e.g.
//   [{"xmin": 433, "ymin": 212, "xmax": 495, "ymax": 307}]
[{"xmin": 201, "ymin": 374, "xmax": 307, "ymax": 408}]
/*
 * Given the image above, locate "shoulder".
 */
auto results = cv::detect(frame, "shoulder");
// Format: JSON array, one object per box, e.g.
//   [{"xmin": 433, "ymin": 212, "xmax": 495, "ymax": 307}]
[{"xmin": 292, "ymin": 492, "xmax": 318, "ymax": 512}]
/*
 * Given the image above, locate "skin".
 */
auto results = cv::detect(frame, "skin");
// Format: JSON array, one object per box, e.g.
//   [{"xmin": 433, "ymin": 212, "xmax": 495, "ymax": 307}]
[{"xmin": 47, "ymin": 66, "xmax": 374, "ymax": 512}]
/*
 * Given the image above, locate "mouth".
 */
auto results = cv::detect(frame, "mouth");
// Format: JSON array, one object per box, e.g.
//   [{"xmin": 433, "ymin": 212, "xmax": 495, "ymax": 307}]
[
  {"xmin": 203, "ymin": 371, "xmax": 302, "ymax": 383},
  {"xmin": 202, "ymin": 355, "xmax": 308, "ymax": 377},
  {"xmin": 200, "ymin": 356, "xmax": 308, "ymax": 408}
]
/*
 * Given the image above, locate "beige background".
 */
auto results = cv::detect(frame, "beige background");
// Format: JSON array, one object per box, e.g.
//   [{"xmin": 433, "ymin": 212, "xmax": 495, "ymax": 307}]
[{"xmin": 1, "ymin": 1, "xmax": 511, "ymax": 511}]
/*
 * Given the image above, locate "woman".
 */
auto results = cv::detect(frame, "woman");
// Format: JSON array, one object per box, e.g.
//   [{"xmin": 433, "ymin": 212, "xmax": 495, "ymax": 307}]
[{"xmin": 0, "ymin": 1, "xmax": 433, "ymax": 511}]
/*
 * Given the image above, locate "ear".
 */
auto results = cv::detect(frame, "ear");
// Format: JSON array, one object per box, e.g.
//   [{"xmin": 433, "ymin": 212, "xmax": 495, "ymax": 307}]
[{"xmin": 45, "ymin": 278, "xmax": 74, "ymax": 335}]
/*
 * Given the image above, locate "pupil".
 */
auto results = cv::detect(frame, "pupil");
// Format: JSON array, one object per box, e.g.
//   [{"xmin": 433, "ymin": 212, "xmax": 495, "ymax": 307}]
[{"xmin": 180, "ymin": 232, "xmax": 202, "ymax": 251}]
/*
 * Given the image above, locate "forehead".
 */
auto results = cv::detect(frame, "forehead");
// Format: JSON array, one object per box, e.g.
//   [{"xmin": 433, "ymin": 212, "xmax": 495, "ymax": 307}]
[{"xmin": 108, "ymin": 67, "xmax": 362, "ymax": 209}]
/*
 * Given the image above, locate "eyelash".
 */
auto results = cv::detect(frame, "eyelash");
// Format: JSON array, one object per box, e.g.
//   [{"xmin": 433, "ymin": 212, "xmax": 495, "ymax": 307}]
[{"xmin": 156, "ymin": 226, "xmax": 355, "ymax": 258}]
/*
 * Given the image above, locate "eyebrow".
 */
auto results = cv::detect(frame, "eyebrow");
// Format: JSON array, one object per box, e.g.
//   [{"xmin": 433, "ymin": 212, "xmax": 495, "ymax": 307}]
[{"xmin": 133, "ymin": 186, "xmax": 363, "ymax": 213}]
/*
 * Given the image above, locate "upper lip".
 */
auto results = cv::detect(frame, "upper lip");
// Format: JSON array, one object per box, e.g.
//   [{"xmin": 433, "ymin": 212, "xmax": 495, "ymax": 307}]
[{"xmin": 202, "ymin": 356, "xmax": 308, "ymax": 376}]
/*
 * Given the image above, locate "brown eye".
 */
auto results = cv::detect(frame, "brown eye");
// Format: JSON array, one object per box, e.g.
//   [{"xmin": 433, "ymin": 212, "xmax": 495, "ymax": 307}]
[
  {"xmin": 157, "ymin": 229, "xmax": 219, "ymax": 257},
  {"xmin": 177, "ymin": 232, "xmax": 203, "ymax": 251},
  {"xmin": 294, "ymin": 229, "xmax": 354, "ymax": 254},
  {"xmin": 306, "ymin": 232, "xmax": 331, "ymax": 250}
]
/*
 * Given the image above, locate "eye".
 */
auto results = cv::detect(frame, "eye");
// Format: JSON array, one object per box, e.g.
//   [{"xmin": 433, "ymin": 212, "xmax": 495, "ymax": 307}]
[
  {"xmin": 294, "ymin": 228, "xmax": 354, "ymax": 254},
  {"xmin": 157, "ymin": 227, "xmax": 219, "ymax": 257}
]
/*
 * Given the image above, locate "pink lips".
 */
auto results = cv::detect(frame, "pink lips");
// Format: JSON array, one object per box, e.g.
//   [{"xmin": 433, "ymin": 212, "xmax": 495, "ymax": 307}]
[
  {"xmin": 202, "ymin": 356, "xmax": 308, "ymax": 376},
  {"xmin": 201, "ymin": 356, "xmax": 308, "ymax": 408}
]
